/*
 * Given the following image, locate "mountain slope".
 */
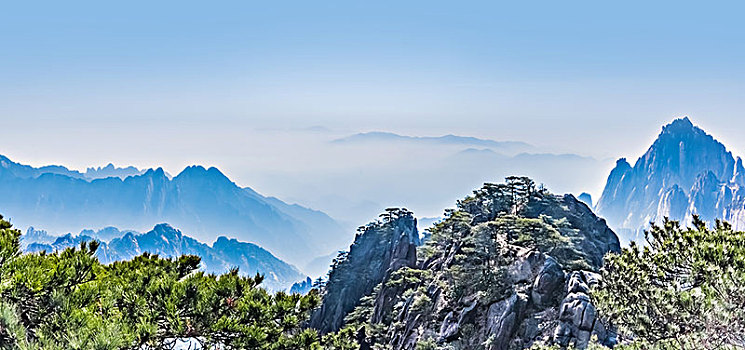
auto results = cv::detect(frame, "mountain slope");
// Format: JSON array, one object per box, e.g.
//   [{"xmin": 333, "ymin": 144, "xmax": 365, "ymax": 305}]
[
  {"xmin": 310, "ymin": 178, "xmax": 620, "ymax": 349},
  {"xmin": 25, "ymin": 223, "xmax": 304, "ymax": 290},
  {"xmin": 0, "ymin": 155, "xmax": 348, "ymax": 265},
  {"xmin": 595, "ymin": 117, "xmax": 745, "ymax": 242}
]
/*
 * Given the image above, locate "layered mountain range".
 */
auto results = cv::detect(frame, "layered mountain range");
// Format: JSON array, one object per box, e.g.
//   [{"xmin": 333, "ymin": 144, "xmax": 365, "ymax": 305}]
[
  {"xmin": 596, "ymin": 117, "xmax": 745, "ymax": 242},
  {"xmin": 23, "ymin": 224, "xmax": 304, "ymax": 291},
  {"xmin": 0, "ymin": 155, "xmax": 348, "ymax": 266}
]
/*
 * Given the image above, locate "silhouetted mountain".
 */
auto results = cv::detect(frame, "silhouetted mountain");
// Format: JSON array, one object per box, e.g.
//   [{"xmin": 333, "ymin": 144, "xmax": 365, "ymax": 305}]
[
  {"xmin": 84, "ymin": 163, "xmax": 145, "ymax": 179},
  {"xmin": 0, "ymin": 155, "xmax": 348, "ymax": 266},
  {"xmin": 25, "ymin": 223, "xmax": 304, "ymax": 290},
  {"xmin": 0, "ymin": 156, "xmax": 145, "ymax": 181},
  {"xmin": 0, "ymin": 155, "xmax": 86, "ymax": 180},
  {"xmin": 578, "ymin": 192, "xmax": 593, "ymax": 208},
  {"xmin": 21, "ymin": 227, "xmax": 56, "ymax": 248},
  {"xmin": 289, "ymin": 277, "xmax": 314, "ymax": 295},
  {"xmin": 596, "ymin": 117, "xmax": 745, "ymax": 242},
  {"xmin": 78, "ymin": 226, "xmax": 134, "ymax": 242},
  {"xmin": 333, "ymin": 132, "xmax": 533, "ymax": 154}
]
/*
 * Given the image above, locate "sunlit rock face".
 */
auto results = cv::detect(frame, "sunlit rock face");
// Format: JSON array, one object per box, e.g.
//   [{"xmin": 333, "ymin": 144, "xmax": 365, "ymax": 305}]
[{"xmin": 596, "ymin": 117, "xmax": 745, "ymax": 243}]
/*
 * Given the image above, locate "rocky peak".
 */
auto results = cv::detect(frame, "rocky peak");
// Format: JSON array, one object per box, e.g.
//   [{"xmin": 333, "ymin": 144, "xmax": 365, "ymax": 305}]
[
  {"xmin": 640, "ymin": 117, "xmax": 734, "ymax": 192},
  {"xmin": 150, "ymin": 223, "xmax": 182, "ymax": 239},
  {"xmin": 661, "ymin": 116, "xmax": 693, "ymax": 134},
  {"xmin": 84, "ymin": 163, "xmax": 143, "ymax": 180},
  {"xmin": 310, "ymin": 179, "xmax": 620, "ymax": 349},
  {"xmin": 577, "ymin": 193, "xmax": 593, "ymax": 208},
  {"xmin": 142, "ymin": 167, "xmax": 168, "ymax": 178},
  {"xmin": 309, "ymin": 208, "xmax": 419, "ymax": 334},
  {"xmin": 22, "ymin": 227, "xmax": 56, "ymax": 247},
  {"xmin": 596, "ymin": 118, "xmax": 744, "ymax": 241},
  {"xmin": 175, "ymin": 165, "xmax": 228, "ymax": 181}
]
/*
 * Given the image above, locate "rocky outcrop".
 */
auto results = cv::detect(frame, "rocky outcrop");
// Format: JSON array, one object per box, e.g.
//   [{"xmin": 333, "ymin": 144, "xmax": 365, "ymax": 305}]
[
  {"xmin": 524, "ymin": 194, "xmax": 620, "ymax": 268},
  {"xmin": 312, "ymin": 180, "xmax": 619, "ymax": 349},
  {"xmin": 485, "ymin": 292, "xmax": 528, "ymax": 350},
  {"xmin": 309, "ymin": 209, "xmax": 419, "ymax": 334},
  {"xmin": 367, "ymin": 250, "xmax": 614, "ymax": 350},
  {"xmin": 531, "ymin": 257, "xmax": 566, "ymax": 308},
  {"xmin": 596, "ymin": 117, "xmax": 745, "ymax": 242},
  {"xmin": 554, "ymin": 271, "xmax": 615, "ymax": 348},
  {"xmin": 439, "ymin": 252, "xmax": 614, "ymax": 350}
]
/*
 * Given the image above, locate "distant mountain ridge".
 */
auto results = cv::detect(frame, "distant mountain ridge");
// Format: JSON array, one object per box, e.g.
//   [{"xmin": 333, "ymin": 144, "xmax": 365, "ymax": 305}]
[
  {"xmin": 84, "ymin": 163, "xmax": 146, "ymax": 179},
  {"xmin": 332, "ymin": 132, "xmax": 533, "ymax": 154},
  {"xmin": 596, "ymin": 117, "xmax": 745, "ymax": 242},
  {"xmin": 24, "ymin": 223, "xmax": 304, "ymax": 290},
  {"xmin": 0, "ymin": 156, "xmax": 145, "ymax": 181},
  {"xmin": 0, "ymin": 155, "xmax": 348, "ymax": 266},
  {"xmin": 22, "ymin": 226, "xmax": 134, "ymax": 248}
]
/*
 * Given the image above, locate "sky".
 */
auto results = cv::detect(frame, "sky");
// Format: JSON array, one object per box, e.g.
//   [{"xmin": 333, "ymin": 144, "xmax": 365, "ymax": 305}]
[{"xmin": 1, "ymin": 0, "xmax": 744, "ymax": 220}]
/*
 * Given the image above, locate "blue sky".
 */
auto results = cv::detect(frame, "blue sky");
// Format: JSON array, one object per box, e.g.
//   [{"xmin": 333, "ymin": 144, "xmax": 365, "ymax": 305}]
[
  {"xmin": 2, "ymin": 1, "xmax": 743, "ymax": 141},
  {"xmin": 1, "ymin": 1, "xmax": 744, "ymax": 218}
]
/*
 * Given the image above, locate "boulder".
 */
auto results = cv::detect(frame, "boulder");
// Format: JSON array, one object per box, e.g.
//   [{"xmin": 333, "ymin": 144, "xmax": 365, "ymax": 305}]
[
  {"xmin": 486, "ymin": 293, "xmax": 528, "ymax": 350},
  {"xmin": 531, "ymin": 257, "xmax": 565, "ymax": 307},
  {"xmin": 552, "ymin": 271, "xmax": 614, "ymax": 349},
  {"xmin": 438, "ymin": 311, "xmax": 459, "ymax": 342}
]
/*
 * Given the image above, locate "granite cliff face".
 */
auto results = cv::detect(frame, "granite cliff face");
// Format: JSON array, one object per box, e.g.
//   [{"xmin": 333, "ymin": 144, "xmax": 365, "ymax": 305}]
[
  {"xmin": 595, "ymin": 117, "xmax": 745, "ymax": 242},
  {"xmin": 311, "ymin": 178, "xmax": 620, "ymax": 349},
  {"xmin": 309, "ymin": 209, "xmax": 419, "ymax": 334}
]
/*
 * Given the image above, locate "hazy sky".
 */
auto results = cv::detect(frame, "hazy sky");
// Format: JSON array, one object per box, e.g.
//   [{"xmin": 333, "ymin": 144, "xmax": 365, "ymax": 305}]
[{"xmin": 1, "ymin": 1, "xmax": 744, "ymax": 219}]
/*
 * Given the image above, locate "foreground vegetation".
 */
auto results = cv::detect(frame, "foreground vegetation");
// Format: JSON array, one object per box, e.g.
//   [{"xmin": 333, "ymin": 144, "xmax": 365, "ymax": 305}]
[
  {"xmin": 593, "ymin": 217, "xmax": 745, "ymax": 349},
  {"xmin": 532, "ymin": 217, "xmax": 745, "ymax": 350},
  {"xmin": 0, "ymin": 215, "xmax": 321, "ymax": 350}
]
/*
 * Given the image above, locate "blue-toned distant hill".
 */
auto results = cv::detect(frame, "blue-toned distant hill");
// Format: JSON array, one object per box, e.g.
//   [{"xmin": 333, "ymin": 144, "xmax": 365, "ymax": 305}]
[
  {"xmin": 596, "ymin": 117, "xmax": 745, "ymax": 243},
  {"xmin": 332, "ymin": 131, "xmax": 534, "ymax": 154},
  {"xmin": 84, "ymin": 163, "xmax": 146, "ymax": 179},
  {"xmin": 0, "ymin": 156, "xmax": 145, "ymax": 181},
  {"xmin": 0, "ymin": 155, "xmax": 349, "ymax": 266},
  {"xmin": 21, "ymin": 226, "xmax": 134, "ymax": 248},
  {"xmin": 25, "ymin": 223, "xmax": 304, "ymax": 290}
]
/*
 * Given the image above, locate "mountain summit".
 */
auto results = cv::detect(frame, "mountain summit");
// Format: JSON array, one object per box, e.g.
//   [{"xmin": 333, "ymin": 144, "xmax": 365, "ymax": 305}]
[
  {"xmin": 310, "ymin": 178, "xmax": 620, "ymax": 348},
  {"xmin": 595, "ymin": 117, "xmax": 745, "ymax": 242}
]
